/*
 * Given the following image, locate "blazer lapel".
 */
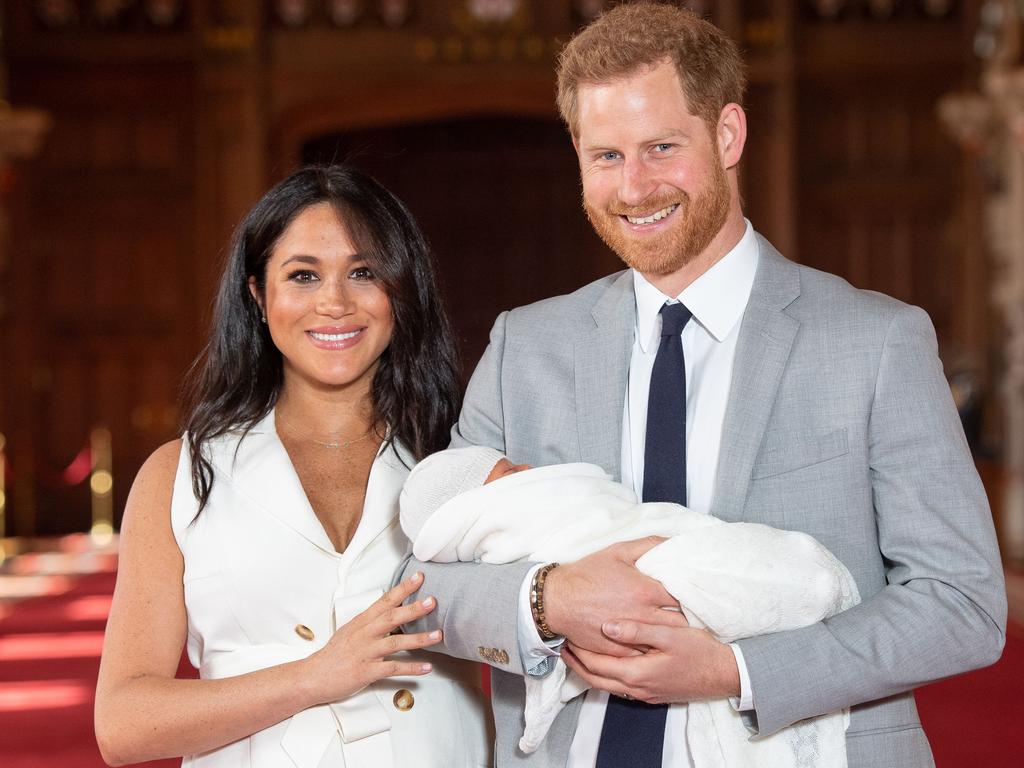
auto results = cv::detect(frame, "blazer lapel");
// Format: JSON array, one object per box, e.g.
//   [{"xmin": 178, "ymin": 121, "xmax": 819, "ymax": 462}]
[
  {"xmin": 340, "ymin": 441, "xmax": 410, "ymax": 567},
  {"xmin": 712, "ymin": 236, "xmax": 801, "ymax": 523},
  {"xmin": 222, "ymin": 416, "xmax": 411, "ymax": 560},
  {"xmin": 575, "ymin": 270, "xmax": 635, "ymax": 480},
  {"xmin": 217, "ymin": 411, "xmax": 338, "ymax": 555}
]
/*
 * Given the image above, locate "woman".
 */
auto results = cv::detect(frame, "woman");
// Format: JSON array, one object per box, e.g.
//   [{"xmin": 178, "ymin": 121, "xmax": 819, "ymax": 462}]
[{"xmin": 94, "ymin": 166, "xmax": 492, "ymax": 767}]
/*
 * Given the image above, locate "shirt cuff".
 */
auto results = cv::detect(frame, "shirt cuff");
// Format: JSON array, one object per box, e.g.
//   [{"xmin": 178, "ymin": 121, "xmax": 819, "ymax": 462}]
[
  {"xmin": 728, "ymin": 642, "xmax": 754, "ymax": 711},
  {"xmin": 516, "ymin": 563, "xmax": 564, "ymax": 677}
]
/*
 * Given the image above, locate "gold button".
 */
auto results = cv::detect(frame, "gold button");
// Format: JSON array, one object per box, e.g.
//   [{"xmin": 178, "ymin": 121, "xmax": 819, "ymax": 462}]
[
  {"xmin": 393, "ymin": 688, "xmax": 414, "ymax": 711},
  {"xmin": 295, "ymin": 624, "xmax": 315, "ymax": 641}
]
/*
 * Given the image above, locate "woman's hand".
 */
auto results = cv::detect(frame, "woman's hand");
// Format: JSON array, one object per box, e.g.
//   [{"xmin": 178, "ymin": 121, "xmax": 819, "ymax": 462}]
[
  {"xmin": 303, "ymin": 571, "xmax": 442, "ymax": 704},
  {"xmin": 96, "ymin": 444, "xmax": 446, "ymax": 766}
]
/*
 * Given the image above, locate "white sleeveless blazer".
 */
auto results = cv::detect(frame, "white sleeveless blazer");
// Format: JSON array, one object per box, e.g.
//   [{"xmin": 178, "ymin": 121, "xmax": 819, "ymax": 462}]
[{"xmin": 171, "ymin": 411, "xmax": 492, "ymax": 768}]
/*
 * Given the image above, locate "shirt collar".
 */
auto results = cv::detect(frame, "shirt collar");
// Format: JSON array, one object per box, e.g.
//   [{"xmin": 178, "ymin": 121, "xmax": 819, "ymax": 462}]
[{"xmin": 633, "ymin": 219, "xmax": 759, "ymax": 353}]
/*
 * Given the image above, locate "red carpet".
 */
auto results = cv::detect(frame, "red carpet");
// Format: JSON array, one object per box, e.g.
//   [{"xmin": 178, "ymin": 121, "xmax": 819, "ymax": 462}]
[
  {"xmin": 1, "ymin": 549, "xmax": 1021, "ymax": 767},
  {"xmin": 915, "ymin": 619, "xmax": 1024, "ymax": 766},
  {"xmin": 0, "ymin": 550, "xmax": 180, "ymax": 768}
]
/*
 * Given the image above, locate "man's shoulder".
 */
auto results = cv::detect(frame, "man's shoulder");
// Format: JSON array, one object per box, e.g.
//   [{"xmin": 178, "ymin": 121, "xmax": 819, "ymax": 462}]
[
  {"xmin": 797, "ymin": 263, "xmax": 908, "ymax": 314},
  {"xmin": 761, "ymin": 238, "xmax": 921, "ymax": 334},
  {"xmin": 503, "ymin": 269, "xmax": 630, "ymax": 330}
]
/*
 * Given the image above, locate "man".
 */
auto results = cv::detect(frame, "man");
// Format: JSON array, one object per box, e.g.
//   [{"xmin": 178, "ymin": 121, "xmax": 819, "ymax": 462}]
[{"xmin": 405, "ymin": 5, "xmax": 1006, "ymax": 767}]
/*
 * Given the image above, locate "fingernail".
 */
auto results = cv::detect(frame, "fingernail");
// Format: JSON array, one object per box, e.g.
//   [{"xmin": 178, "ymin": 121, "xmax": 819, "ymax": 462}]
[
  {"xmin": 422, "ymin": 596, "xmax": 434, "ymax": 608},
  {"xmin": 604, "ymin": 622, "xmax": 621, "ymax": 637},
  {"xmin": 409, "ymin": 571, "xmax": 423, "ymax": 584},
  {"xmin": 421, "ymin": 663, "xmax": 433, "ymax": 672},
  {"xmin": 429, "ymin": 630, "xmax": 441, "ymax": 640}
]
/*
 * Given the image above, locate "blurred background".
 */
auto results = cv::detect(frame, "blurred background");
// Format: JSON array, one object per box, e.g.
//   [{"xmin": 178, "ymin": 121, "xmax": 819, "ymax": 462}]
[
  {"xmin": 0, "ymin": 0, "xmax": 1022, "ymax": 765},
  {"xmin": 2, "ymin": 0, "xmax": 1022, "ymax": 552}
]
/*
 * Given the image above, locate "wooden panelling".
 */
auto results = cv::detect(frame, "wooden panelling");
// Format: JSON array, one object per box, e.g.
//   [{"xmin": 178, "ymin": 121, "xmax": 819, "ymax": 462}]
[
  {"xmin": 1, "ymin": 0, "xmax": 990, "ymax": 533},
  {"xmin": 3, "ymin": 55, "xmax": 197, "ymax": 532},
  {"xmin": 797, "ymin": 63, "xmax": 969, "ymax": 344}
]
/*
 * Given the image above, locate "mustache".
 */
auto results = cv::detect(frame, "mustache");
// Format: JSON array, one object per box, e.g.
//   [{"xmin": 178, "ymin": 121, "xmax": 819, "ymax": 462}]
[{"xmin": 598, "ymin": 195, "xmax": 687, "ymax": 218}]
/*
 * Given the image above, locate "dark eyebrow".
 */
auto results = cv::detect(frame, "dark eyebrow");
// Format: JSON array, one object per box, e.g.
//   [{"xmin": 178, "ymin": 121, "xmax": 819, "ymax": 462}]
[
  {"xmin": 280, "ymin": 254, "xmax": 319, "ymax": 268},
  {"xmin": 280, "ymin": 253, "xmax": 367, "ymax": 269}
]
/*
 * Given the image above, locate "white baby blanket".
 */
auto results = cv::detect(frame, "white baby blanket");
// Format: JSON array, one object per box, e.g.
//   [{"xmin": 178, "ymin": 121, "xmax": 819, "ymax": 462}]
[{"xmin": 401, "ymin": 462, "xmax": 860, "ymax": 768}]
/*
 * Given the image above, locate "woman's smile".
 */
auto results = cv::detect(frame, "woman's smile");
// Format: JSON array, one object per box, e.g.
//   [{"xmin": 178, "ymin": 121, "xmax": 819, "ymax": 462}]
[{"xmin": 306, "ymin": 325, "xmax": 366, "ymax": 349}]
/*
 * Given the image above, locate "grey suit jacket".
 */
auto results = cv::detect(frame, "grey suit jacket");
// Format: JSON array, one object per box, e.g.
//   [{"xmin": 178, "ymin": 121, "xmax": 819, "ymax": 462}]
[{"xmin": 406, "ymin": 236, "xmax": 1007, "ymax": 767}]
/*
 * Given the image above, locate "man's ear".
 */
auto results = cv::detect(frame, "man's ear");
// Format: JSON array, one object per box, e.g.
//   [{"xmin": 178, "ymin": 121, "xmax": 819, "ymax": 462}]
[
  {"xmin": 247, "ymin": 276, "xmax": 265, "ymax": 318},
  {"xmin": 717, "ymin": 103, "xmax": 747, "ymax": 169}
]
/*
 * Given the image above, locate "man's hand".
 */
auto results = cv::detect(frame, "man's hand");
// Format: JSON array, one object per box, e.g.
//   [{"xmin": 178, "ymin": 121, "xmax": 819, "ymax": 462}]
[
  {"xmin": 543, "ymin": 537, "xmax": 688, "ymax": 656},
  {"xmin": 562, "ymin": 620, "xmax": 741, "ymax": 704}
]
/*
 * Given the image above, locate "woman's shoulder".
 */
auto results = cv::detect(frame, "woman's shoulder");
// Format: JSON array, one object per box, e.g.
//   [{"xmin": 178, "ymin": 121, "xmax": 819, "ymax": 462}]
[
  {"xmin": 120, "ymin": 439, "xmax": 185, "ymax": 548},
  {"xmin": 134, "ymin": 439, "xmax": 184, "ymax": 494}
]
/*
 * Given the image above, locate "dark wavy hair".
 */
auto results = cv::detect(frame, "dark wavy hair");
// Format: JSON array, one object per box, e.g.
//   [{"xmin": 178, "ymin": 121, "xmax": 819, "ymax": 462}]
[{"xmin": 182, "ymin": 165, "xmax": 461, "ymax": 511}]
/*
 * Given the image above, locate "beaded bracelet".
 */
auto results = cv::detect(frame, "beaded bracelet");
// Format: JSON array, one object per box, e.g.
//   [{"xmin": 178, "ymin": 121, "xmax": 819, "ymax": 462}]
[{"xmin": 530, "ymin": 562, "xmax": 560, "ymax": 640}]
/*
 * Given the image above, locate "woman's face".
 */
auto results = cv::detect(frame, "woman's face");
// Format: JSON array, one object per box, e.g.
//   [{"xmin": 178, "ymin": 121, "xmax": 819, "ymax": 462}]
[{"xmin": 250, "ymin": 202, "xmax": 394, "ymax": 394}]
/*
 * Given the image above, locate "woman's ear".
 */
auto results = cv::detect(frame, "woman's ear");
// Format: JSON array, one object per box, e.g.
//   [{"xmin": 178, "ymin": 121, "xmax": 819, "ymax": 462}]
[{"xmin": 247, "ymin": 276, "xmax": 265, "ymax": 321}]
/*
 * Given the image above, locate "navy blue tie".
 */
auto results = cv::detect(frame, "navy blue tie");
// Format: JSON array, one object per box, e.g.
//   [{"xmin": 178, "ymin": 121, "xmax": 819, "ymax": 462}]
[{"xmin": 595, "ymin": 301, "xmax": 691, "ymax": 768}]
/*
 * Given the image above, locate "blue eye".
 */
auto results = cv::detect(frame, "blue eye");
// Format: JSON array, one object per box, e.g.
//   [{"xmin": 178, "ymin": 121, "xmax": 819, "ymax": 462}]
[
  {"xmin": 653, "ymin": 143, "xmax": 673, "ymax": 153},
  {"xmin": 600, "ymin": 151, "xmax": 620, "ymax": 162}
]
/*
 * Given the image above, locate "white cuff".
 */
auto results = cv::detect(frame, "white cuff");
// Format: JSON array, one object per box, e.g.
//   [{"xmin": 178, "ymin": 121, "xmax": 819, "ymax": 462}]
[
  {"xmin": 517, "ymin": 563, "xmax": 563, "ymax": 677},
  {"xmin": 728, "ymin": 642, "xmax": 754, "ymax": 711}
]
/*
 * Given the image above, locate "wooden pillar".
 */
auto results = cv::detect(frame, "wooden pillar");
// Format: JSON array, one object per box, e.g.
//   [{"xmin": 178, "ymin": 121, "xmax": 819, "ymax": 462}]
[
  {"xmin": 194, "ymin": 1, "xmax": 268, "ymax": 310},
  {"xmin": 0, "ymin": 99, "xmax": 51, "ymax": 541}
]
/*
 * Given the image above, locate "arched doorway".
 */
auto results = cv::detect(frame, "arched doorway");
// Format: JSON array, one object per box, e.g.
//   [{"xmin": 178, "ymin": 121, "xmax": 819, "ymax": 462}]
[{"xmin": 303, "ymin": 116, "xmax": 620, "ymax": 373}]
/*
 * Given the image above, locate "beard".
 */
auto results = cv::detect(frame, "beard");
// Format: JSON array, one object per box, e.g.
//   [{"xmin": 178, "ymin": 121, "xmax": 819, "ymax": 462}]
[{"xmin": 584, "ymin": 159, "xmax": 731, "ymax": 276}]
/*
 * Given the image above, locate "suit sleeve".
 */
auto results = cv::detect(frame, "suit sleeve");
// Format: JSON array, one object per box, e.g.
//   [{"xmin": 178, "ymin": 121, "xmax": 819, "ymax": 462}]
[
  {"xmin": 735, "ymin": 305, "xmax": 1007, "ymax": 736},
  {"xmin": 400, "ymin": 311, "xmax": 538, "ymax": 675}
]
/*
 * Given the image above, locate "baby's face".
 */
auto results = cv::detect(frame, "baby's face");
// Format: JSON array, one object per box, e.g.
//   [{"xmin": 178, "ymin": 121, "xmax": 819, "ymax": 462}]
[{"xmin": 484, "ymin": 458, "xmax": 531, "ymax": 484}]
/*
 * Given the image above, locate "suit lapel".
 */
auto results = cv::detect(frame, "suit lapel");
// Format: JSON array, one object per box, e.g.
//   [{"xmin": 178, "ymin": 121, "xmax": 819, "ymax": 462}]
[
  {"xmin": 712, "ymin": 236, "xmax": 801, "ymax": 523},
  {"xmin": 575, "ymin": 271, "xmax": 634, "ymax": 480}
]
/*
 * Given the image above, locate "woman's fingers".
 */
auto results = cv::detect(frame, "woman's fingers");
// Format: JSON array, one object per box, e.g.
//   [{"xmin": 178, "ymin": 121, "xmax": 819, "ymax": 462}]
[
  {"xmin": 354, "ymin": 572, "xmax": 426, "ymax": 626},
  {"xmin": 377, "ymin": 658, "xmax": 435, "ymax": 678},
  {"xmin": 380, "ymin": 629, "xmax": 443, "ymax": 655},
  {"xmin": 373, "ymin": 595, "xmax": 436, "ymax": 636},
  {"xmin": 382, "ymin": 571, "xmax": 425, "ymax": 607}
]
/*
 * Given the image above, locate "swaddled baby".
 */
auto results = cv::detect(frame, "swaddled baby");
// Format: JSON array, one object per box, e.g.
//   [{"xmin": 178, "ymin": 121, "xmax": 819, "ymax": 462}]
[{"xmin": 400, "ymin": 447, "xmax": 860, "ymax": 768}]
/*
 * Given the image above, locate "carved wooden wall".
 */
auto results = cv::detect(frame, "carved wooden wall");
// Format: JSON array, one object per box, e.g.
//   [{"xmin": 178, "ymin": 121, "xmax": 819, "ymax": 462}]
[
  {"xmin": 795, "ymin": 2, "xmax": 983, "ymax": 386},
  {"xmin": 0, "ymin": 0, "xmax": 986, "ymax": 535},
  {"xmin": 2, "ymin": 2, "xmax": 199, "ymax": 534}
]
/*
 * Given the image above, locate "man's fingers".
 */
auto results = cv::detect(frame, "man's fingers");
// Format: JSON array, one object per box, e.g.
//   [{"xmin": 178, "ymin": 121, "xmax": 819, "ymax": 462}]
[
  {"xmin": 609, "ymin": 536, "xmax": 668, "ymax": 563},
  {"xmin": 649, "ymin": 604, "xmax": 689, "ymax": 627},
  {"xmin": 568, "ymin": 643, "xmax": 638, "ymax": 681},
  {"xmin": 603, "ymin": 619, "xmax": 675, "ymax": 649},
  {"xmin": 563, "ymin": 646, "xmax": 620, "ymax": 690},
  {"xmin": 568, "ymin": 635, "xmax": 644, "ymax": 657},
  {"xmin": 604, "ymin": 619, "xmax": 650, "ymax": 647}
]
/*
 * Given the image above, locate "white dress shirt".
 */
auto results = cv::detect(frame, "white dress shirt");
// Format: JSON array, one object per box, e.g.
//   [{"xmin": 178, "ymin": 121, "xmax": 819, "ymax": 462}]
[{"xmin": 517, "ymin": 221, "xmax": 760, "ymax": 766}]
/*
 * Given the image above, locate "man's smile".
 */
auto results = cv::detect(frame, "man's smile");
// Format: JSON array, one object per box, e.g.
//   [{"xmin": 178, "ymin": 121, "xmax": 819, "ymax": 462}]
[{"xmin": 623, "ymin": 203, "xmax": 680, "ymax": 226}]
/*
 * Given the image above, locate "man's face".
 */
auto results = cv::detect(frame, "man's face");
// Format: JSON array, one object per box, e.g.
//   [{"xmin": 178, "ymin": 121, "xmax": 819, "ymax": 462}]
[{"xmin": 575, "ymin": 60, "xmax": 731, "ymax": 277}]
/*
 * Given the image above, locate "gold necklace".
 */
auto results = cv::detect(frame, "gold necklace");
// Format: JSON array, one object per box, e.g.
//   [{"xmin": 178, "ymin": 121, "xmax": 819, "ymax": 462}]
[{"xmin": 276, "ymin": 413, "xmax": 376, "ymax": 450}]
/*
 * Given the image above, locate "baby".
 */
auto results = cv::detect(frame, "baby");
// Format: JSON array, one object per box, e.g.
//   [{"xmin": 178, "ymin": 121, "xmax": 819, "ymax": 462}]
[{"xmin": 401, "ymin": 447, "xmax": 859, "ymax": 768}]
